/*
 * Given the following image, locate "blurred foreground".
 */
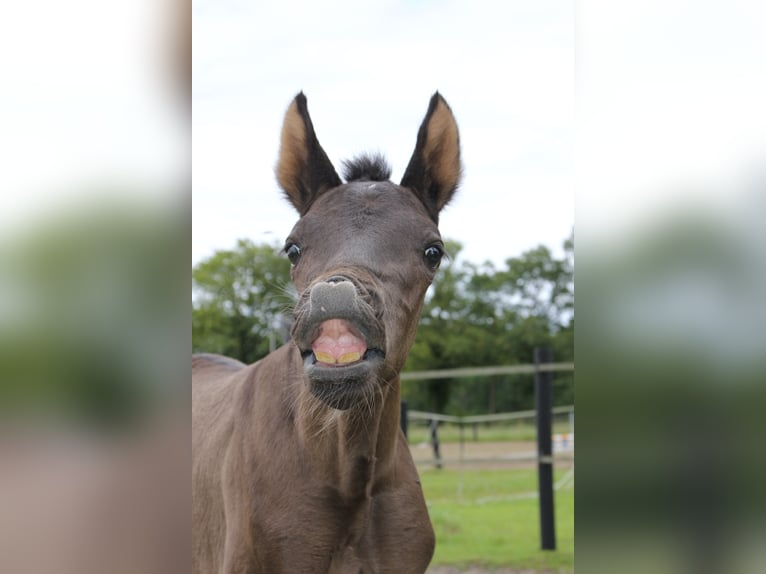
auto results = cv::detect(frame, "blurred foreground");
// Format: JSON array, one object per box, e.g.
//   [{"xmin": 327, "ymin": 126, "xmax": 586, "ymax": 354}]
[
  {"xmin": 576, "ymin": 2, "xmax": 766, "ymax": 573},
  {"xmin": 0, "ymin": 1, "xmax": 189, "ymax": 572}
]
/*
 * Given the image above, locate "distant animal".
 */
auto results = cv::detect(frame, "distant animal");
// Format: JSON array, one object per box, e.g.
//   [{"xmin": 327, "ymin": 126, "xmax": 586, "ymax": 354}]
[{"xmin": 192, "ymin": 91, "xmax": 462, "ymax": 573}]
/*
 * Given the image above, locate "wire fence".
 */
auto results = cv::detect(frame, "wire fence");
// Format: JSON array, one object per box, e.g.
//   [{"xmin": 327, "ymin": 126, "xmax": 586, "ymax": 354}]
[{"xmin": 406, "ymin": 405, "xmax": 574, "ymax": 468}]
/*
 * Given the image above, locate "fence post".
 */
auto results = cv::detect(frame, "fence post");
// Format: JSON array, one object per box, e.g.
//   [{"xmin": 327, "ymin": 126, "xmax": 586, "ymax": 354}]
[
  {"xmin": 429, "ymin": 419, "xmax": 442, "ymax": 469},
  {"xmin": 400, "ymin": 400, "xmax": 408, "ymax": 439},
  {"xmin": 535, "ymin": 346, "xmax": 556, "ymax": 550}
]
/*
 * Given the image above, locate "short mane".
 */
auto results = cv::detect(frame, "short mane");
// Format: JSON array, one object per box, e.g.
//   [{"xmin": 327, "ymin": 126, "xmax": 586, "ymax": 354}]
[{"xmin": 341, "ymin": 153, "xmax": 392, "ymax": 182}]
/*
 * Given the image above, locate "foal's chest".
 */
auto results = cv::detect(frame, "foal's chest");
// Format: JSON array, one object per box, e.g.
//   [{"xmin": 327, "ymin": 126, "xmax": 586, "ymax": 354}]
[
  {"xmin": 328, "ymin": 488, "xmax": 435, "ymax": 574},
  {"xmin": 258, "ymin": 485, "xmax": 433, "ymax": 574}
]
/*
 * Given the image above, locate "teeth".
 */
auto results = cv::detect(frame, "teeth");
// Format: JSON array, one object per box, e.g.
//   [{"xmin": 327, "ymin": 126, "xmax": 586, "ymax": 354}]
[
  {"xmin": 337, "ymin": 351, "xmax": 362, "ymax": 364},
  {"xmin": 314, "ymin": 351, "xmax": 335, "ymax": 364},
  {"xmin": 313, "ymin": 351, "xmax": 363, "ymax": 365}
]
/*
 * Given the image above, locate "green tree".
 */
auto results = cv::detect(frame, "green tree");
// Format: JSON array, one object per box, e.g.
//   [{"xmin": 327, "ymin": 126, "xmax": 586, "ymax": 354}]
[
  {"xmin": 403, "ymin": 231, "xmax": 574, "ymax": 414},
  {"xmin": 192, "ymin": 240, "xmax": 293, "ymax": 364}
]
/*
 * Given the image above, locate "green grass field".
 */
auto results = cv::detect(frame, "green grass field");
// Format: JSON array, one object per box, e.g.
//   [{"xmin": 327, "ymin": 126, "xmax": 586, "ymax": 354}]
[{"xmin": 419, "ymin": 467, "xmax": 574, "ymax": 572}]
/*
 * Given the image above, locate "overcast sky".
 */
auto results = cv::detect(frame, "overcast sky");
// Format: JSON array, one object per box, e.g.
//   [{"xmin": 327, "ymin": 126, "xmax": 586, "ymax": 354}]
[
  {"xmin": 2, "ymin": 1, "xmax": 761, "ymax": 270},
  {"xmin": 192, "ymin": 0, "xmax": 574, "ymax": 268}
]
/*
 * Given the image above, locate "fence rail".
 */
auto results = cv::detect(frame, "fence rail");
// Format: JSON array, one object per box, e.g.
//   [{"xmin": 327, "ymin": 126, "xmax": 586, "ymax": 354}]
[
  {"xmin": 408, "ymin": 405, "xmax": 574, "ymax": 425},
  {"xmin": 400, "ymin": 362, "xmax": 574, "ymax": 381}
]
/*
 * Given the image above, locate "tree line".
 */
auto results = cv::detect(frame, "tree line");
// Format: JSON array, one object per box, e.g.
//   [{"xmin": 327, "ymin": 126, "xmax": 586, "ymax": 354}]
[{"xmin": 192, "ymin": 232, "xmax": 573, "ymax": 415}]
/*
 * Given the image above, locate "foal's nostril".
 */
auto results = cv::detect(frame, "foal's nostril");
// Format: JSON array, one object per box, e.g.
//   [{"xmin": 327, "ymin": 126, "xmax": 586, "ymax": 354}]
[{"xmin": 325, "ymin": 275, "xmax": 350, "ymax": 284}]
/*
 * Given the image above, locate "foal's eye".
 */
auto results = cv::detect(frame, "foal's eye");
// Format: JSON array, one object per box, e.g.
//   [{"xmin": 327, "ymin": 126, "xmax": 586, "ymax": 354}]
[
  {"xmin": 285, "ymin": 243, "xmax": 302, "ymax": 265},
  {"xmin": 423, "ymin": 245, "xmax": 443, "ymax": 270}
]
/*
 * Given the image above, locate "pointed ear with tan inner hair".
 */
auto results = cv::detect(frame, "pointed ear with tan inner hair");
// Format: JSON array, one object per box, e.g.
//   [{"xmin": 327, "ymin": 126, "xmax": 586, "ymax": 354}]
[
  {"xmin": 276, "ymin": 92, "xmax": 341, "ymax": 215},
  {"xmin": 400, "ymin": 92, "xmax": 462, "ymax": 222}
]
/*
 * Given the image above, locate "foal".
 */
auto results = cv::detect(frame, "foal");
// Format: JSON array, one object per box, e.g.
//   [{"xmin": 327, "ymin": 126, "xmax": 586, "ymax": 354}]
[{"xmin": 193, "ymin": 92, "xmax": 461, "ymax": 573}]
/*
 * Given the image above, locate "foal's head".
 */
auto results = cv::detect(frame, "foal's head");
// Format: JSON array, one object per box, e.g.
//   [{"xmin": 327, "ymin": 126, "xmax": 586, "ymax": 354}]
[{"xmin": 277, "ymin": 93, "xmax": 461, "ymax": 410}]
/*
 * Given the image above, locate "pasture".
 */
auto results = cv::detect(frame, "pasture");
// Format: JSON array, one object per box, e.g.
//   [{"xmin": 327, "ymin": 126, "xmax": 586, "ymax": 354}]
[{"xmin": 419, "ymin": 467, "xmax": 574, "ymax": 573}]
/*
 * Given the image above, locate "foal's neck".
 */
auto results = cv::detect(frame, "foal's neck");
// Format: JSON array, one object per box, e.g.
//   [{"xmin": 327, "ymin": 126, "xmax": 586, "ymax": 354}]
[{"xmin": 297, "ymin": 380, "xmax": 401, "ymax": 501}]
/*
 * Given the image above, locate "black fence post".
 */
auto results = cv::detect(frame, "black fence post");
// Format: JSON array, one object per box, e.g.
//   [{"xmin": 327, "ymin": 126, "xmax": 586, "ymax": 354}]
[
  {"xmin": 429, "ymin": 419, "xmax": 442, "ymax": 469},
  {"xmin": 400, "ymin": 400, "xmax": 408, "ymax": 439},
  {"xmin": 535, "ymin": 346, "xmax": 556, "ymax": 550}
]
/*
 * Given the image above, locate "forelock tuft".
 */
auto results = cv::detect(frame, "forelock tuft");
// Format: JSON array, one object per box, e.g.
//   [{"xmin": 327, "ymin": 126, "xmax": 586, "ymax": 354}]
[{"xmin": 341, "ymin": 153, "xmax": 392, "ymax": 182}]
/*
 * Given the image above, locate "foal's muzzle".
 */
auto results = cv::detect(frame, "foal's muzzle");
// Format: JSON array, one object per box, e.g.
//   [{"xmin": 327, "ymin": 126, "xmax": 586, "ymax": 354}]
[{"xmin": 291, "ymin": 276, "xmax": 386, "ymax": 409}]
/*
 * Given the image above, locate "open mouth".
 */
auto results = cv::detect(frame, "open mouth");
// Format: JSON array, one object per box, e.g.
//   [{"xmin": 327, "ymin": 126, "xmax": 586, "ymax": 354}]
[
  {"xmin": 302, "ymin": 318, "xmax": 385, "ymax": 370},
  {"xmin": 297, "ymin": 316, "xmax": 386, "ymax": 410}
]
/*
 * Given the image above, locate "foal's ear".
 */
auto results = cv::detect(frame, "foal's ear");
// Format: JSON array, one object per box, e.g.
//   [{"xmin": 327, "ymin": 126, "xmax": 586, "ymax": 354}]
[
  {"xmin": 276, "ymin": 93, "xmax": 342, "ymax": 215},
  {"xmin": 401, "ymin": 92, "xmax": 462, "ymax": 221}
]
